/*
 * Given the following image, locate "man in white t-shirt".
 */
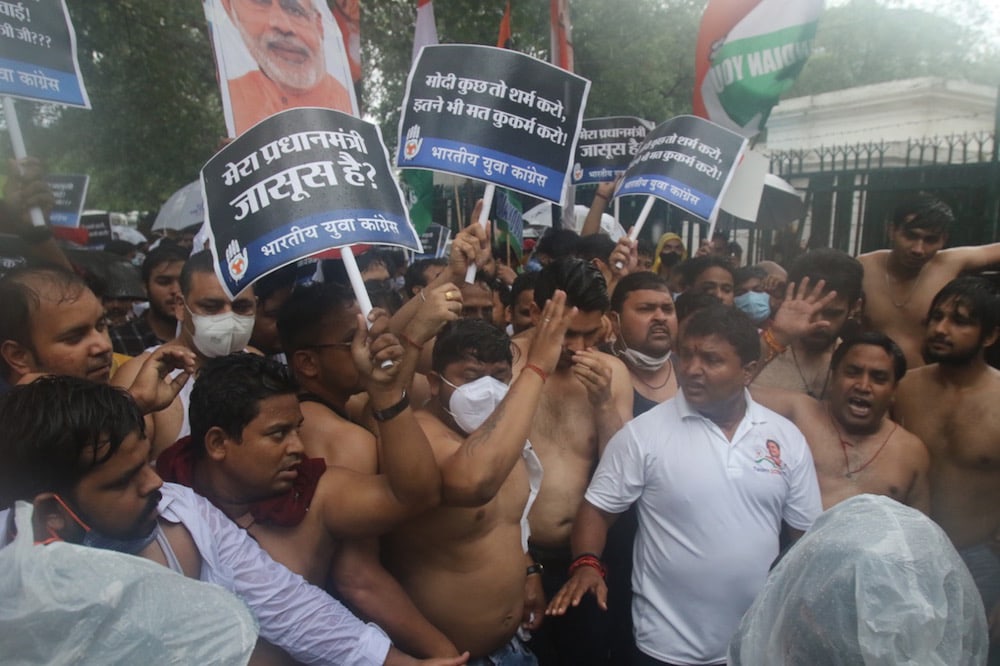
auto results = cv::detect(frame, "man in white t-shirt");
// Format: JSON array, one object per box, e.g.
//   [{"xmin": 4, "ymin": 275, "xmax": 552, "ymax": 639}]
[{"xmin": 547, "ymin": 305, "xmax": 821, "ymax": 665}]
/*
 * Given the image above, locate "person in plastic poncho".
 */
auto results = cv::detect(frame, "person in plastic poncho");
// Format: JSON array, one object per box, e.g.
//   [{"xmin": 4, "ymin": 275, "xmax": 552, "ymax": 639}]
[{"xmin": 729, "ymin": 494, "xmax": 988, "ymax": 666}]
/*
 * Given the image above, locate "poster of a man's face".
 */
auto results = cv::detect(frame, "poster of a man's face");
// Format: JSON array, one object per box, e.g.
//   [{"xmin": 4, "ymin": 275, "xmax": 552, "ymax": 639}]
[{"xmin": 206, "ymin": 0, "xmax": 358, "ymax": 137}]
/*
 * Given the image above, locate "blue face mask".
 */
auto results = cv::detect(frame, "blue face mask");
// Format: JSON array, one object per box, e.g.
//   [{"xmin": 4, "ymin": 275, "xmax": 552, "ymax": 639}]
[{"xmin": 735, "ymin": 291, "xmax": 771, "ymax": 325}]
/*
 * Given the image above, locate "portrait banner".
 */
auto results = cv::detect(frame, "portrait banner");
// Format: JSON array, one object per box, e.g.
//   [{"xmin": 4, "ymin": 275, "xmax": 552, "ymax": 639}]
[
  {"xmin": 203, "ymin": 0, "xmax": 359, "ymax": 138},
  {"xmin": 201, "ymin": 107, "xmax": 420, "ymax": 299},
  {"xmin": 572, "ymin": 116, "xmax": 653, "ymax": 185},
  {"xmin": 0, "ymin": 0, "xmax": 89, "ymax": 107},
  {"xmin": 615, "ymin": 115, "xmax": 747, "ymax": 222},
  {"xmin": 396, "ymin": 44, "xmax": 590, "ymax": 204},
  {"xmin": 45, "ymin": 173, "xmax": 88, "ymax": 227}
]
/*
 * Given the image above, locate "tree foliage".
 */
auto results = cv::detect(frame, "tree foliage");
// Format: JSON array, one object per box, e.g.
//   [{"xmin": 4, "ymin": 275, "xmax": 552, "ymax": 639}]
[
  {"xmin": 5, "ymin": 0, "xmax": 994, "ymax": 214},
  {"xmin": 790, "ymin": 0, "xmax": 1000, "ymax": 97},
  {"xmin": 18, "ymin": 1, "xmax": 225, "ymax": 212}
]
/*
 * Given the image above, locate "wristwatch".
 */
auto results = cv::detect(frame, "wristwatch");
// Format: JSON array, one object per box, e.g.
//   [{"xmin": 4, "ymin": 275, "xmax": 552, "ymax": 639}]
[{"xmin": 372, "ymin": 391, "xmax": 409, "ymax": 422}]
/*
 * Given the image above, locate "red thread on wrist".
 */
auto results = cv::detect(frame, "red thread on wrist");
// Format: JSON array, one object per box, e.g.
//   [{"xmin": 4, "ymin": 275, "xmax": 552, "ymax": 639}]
[
  {"xmin": 399, "ymin": 332, "xmax": 424, "ymax": 352},
  {"xmin": 568, "ymin": 554, "xmax": 607, "ymax": 579},
  {"xmin": 524, "ymin": 363, "xmax": 548, "ymax": 382}
]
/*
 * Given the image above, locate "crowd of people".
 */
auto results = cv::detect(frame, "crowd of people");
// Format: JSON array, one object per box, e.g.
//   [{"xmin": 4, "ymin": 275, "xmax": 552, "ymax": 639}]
[{"xmin": 1, "ymin": 157, "xmax": 1000, "ymax": 666}]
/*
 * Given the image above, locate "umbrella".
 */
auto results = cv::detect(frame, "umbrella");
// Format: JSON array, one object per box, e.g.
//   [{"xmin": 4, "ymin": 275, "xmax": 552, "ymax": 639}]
[
  {"xmin": 754, "ymin": 174, "xmax": 806, "ymax": 230},
  {"xmin": 111, "ymin": 224, "xmax": 147, "ymax": 246},
  {"xmin": 522, "ymin": 203, "xmax": 626, "ymax": 240},
  {"xmin": 153, "ymin": 181, "xmax": 204, "ymax": 232}
]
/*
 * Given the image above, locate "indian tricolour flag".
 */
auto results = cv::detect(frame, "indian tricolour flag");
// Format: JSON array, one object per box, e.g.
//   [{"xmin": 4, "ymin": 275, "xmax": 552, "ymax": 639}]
[{"xmin": 693, "ymin": 0, "xmax": 824, "ymax": 139}]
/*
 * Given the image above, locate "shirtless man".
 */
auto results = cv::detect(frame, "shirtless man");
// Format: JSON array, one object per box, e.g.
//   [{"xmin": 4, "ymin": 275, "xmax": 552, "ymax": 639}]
[
  {"xmin": 512, "ymin": 257, "xmax": 632, "ymax": 665},
  {"xmin": 859, "ymin": 192, "xmax": 1000, "ymax": 370},
  {"xmin": 609, "ymin": 272, "xmax": 679, "ymax": 415},
  {"xmin": 0, "ymin": 376, "xmax": 464, "ymax": 666},
  {"xmin": 383, "ymin": 306, "xmax": 574, "ymax": 663},
  {"xmin": 754, "ymin": 249, "xmax": 863, "ymax": 398},
  {"xmin": 752, "ymin": 332, "xmax": 929, "ymax": 511},
  {"xmin": 277, "ymin": 279, "xmax": 461, "ymax": 658},
  {"xmin": 894, "ymin": 276, "xmax": 1000, "ymax": 656},
  {"xmin": 112, "ymin": 250, "xmax": 256, "ymax": 458},
  {"xmin": 158, "ymin": 341, "xmax": 451, "ymax": 664}
]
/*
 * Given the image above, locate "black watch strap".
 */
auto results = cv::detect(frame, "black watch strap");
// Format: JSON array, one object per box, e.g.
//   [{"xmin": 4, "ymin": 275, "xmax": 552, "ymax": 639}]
[{"xmin": 372, "ymin": 391, "xmax": 409, "ymax": 422}]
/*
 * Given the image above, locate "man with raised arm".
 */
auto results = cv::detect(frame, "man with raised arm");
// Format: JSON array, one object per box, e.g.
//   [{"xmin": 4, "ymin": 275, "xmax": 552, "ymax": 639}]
[
  {"xmin": 859, "ymin": 192, "xmax": 1000, "ymax": 370},
  {"xmin": 383, "ymin": 295, "xmax": 575, "ymax": 665},
  {"xmin": 752, "ymin": 332, "xmax": 930, "ymax": 511},
  {"xmin": 894, "ymin": 276, "xmax": 1000, "ymax": 660},
  {"xmin": 512, "ymin": 257, "xmax": 633, "ymax": 664},
  {"xmin": 0, "ymin": 376, "xmax": 466, "ymax": 666},
  {"xmin": 548, "ymin": 306, "xmax": 821, "ymax": 666},
  {"xmin": 277, "ymin": 278, "xmax": 463, "ymax": 658}
]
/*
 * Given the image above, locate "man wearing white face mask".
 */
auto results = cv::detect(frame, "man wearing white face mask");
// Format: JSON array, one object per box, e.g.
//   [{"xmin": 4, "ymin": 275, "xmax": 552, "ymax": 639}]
[
  {"xmin": 113, "ymin": 251, "xmax": 257, "ymax": 460},
  {"xmin": 383, "ymin": 299, "xmax": 576, "ymax": 666}
]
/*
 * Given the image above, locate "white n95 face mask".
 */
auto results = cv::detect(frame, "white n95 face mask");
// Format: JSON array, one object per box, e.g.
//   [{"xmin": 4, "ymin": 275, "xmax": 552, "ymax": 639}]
[
  {"xmin": 188, "ymin": 309, "xmax": 255, "ymax": 358},
  {"xmin": 442, "ymin": 375, "xmax": 509, "ymax": 434}
]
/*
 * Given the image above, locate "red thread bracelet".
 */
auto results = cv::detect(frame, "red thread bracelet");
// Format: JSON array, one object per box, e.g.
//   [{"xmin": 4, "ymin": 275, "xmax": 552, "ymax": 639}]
[
  {"xmin": 524, "ymin": 363, "xmax": 548, "ymax": 382},
  {"xmin": 399, "ymin": 332, "xmax": 424, "ymax": 352},
  {"xmin": 568, "ymin": 554, "xmax": 607, "ymax": 579}
]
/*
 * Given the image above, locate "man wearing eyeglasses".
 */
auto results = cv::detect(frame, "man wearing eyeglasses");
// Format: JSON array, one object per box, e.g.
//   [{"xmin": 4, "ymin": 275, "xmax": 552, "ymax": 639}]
[
  {"xmin": 113, "ymin": 250, "xmax": 257, "ymax": 459},
  {"xmin": 221, "ymin": 0, "xmax": 353, "ymax": 135}
]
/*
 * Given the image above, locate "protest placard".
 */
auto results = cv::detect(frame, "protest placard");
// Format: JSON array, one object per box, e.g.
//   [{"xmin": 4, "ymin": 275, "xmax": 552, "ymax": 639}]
[
  {"xmin": 80, "ymin": 211, "xmax": 111, "ymax": 248},
  {"xmin": 0, "ymin": 0, "xmax": 89, "ymax": 107},
  {"xmin": 572, "ymin": 116, "xmax": 653, "ymax": 185},
  {"xmin": 201, "ymin": 107, "xmax": 421, "ymax": 300},
  {"xmin": 45, "ymin": 173, "xmax": 88, "ymax": 227},
  {"xmin": 615, "ymin": 115, "xmax": 747, "ymax": 222},
  {"xmin": 396, "ymin": 44, "xmax": 589, "ymax": 204},
  {"xmin": 415, "ymin": 223, "xmax": 451, "ymax": 261}
]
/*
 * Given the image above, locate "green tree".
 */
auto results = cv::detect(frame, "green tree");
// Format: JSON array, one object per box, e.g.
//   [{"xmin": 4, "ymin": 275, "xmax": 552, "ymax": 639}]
[
  {"xmin": 17, "ymin": 1, "xmax": 224, "ymax": 212},
  {"xmin": 790, "ymin": 0, "xmax": 1000, "ymax": 97}
]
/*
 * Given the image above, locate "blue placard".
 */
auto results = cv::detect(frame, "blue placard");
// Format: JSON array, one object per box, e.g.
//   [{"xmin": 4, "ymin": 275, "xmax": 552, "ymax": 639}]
[
  {"xmin": 0, "ymin": 1, "xmax": 90, "ymax": 107},
  {"xmin": 202, "ymin": 107, "xmax": 420, "ymax": 299},
  {"xmin": 397, "ymin": 44, "xmax": 589, "ymax": 204}
]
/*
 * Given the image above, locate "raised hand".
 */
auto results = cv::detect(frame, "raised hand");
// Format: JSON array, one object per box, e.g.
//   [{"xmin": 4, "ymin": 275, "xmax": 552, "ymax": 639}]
[
  {"xmin": 525, "ymin": 290, "xmax": 577, "ymax": 377},
  {"xmin": 770, "ymin": 276, "xmax": 839, "ymax": 345},
  {"xmin": 127, "ymin": 345, "xmax": 198, "ymax": 414}
]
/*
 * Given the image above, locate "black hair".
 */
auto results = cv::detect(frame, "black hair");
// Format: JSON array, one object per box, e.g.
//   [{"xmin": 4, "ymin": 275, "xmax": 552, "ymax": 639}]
[
  {"xmin": 431, "ymin": 318, "xmax": 512, "ymax": 374},
  {"xmin": 0, "ymin": 376, "xmax": 145, "ymax": 507},
  {"xmin": 787, "ymin": 249, "xmax": 863, "ymax": 304},
  {"xmin": 891, "ymin": 192, "xmax": 954, "ymax": 234},
  {"xmin": 0, "ymin": 265, "xmax": 89, "ymax": 378},
  {"xmin": 535, "ymin": 228, "xmax": 579, "ymax": 261},
  {"xmin": 141, "ymin": 244, "xmax": 189, "ymax": 285},
  {"xmin": 179, "ymin": 249, "xmax": 215, "ymax": 297},
  {"xmin": 927, "ymin": 276, "xmax": 1000, "ymax": 342},
  {"xmin": 509, "ymin": 272, "xmax": 539, "ymax": 308},
  {"xmin": 636, "ymin": 238, "xmax": 654, "ymax": 259},
  {"xmin": 277, "ymin": 281, "xmax": 356, "ymax": 354},
  {"xmin": 610, "ymin": 272, "xmax": 671, "ymax": 313},
  {"xmin": 533, "ymin": 256, "xmax": 609, "ymax": 313},
  {"xmin": 674, "ymin": 290, "xmax": 721, "ymax": 324},
  {"xmin": 574, "ymin": 234, "xmax": 616, "ymax": 265},
  {"xmin": 830, "ymin": 331, "xmax": 907, "ymax": 383},
  {"xmin": 189, "ymin": 353, "xmax": 298, "ymax": 458},
  {"xmin": 734, "ymin": 265, "xmax": 768, "ymax": 287},
  {"xmin": 404, "ymin": 258, "xmax": 447, "ymax": 296},
  {"xmin": 679, "ymin": 256, "xmax": 734, "ymax": 289},
  {"xmin": 104, "ymin": 239, "xmax": 137, "ymax": 257},
  {"xmin": 253, "ymin": 264, "xmax": 298, "ymax": 303},
  {"xmin": 356, "ymin": 249, "xmax": 388, "ymax": 273},
  {"xmin": 681, "ymin": 304, "xmax": 760, "ymax": 365},
  {"xmin": 365, "ymin": 278, "xmax": 404, "ymax": 315}
]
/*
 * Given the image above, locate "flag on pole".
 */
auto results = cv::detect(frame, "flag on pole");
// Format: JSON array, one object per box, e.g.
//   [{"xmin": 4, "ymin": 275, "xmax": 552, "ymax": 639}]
[
  {"xmin": 692, "ymin": 0, "xmax": 824, "ymax": 139},
  {"xmin": 549, "ymin": 0, "xmax": 574, "ymax": 72},
  {"xmin": 412, "ymin": 0, "xmax": 438, "ymax": 61},
  {"xmin": 497, "ymin": 1, "xmax": 512, "ymax": 49},
  {"xmin": 495, "ymin": 188, "xmax": 524, "ymax": 258},
  {"xmin": 404, "ymin": 0, "xmax": 439, "ymax": 234},
  {"xmin": 549, "ymin": 0, "xmax": 575, "ymax": 231}
]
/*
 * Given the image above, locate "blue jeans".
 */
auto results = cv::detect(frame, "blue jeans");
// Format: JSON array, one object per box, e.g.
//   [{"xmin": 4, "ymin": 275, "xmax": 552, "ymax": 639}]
[{"xmin": 468, "ymin": 636, "xmax": 537, "ymax": 666}]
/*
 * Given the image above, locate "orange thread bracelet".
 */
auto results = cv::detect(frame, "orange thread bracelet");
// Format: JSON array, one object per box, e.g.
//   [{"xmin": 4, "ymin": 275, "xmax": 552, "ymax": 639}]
[{"xmin": 524, "ymin": 363, "xmax": 548, "ymax": 382}]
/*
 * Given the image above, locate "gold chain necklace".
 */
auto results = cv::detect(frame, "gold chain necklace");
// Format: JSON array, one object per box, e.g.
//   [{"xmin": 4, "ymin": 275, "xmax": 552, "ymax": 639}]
[{"xmin": 883, "ymin": 256, "xmax": 923, "ymax": 309}]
